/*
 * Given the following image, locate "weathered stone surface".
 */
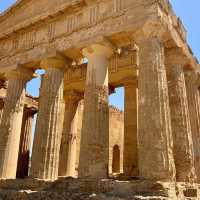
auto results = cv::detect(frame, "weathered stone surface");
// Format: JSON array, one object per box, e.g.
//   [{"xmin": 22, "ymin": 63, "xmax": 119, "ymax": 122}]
[
  {"xmin": 184, "ymin": 69, "xmax": 200, "ymax": 182},
  {"xmin": 59, "ymin": 90, "xmax": 82, "ymax": 177},
  {"xmin": 123, "ymin": 80, "xmax": 138, "ymax": 177},
  {"xmin": 0, "ymin": 0, "xmax": 199, "ymax": 199},
  {"xmin": 59, "ymin": 100, "xmax": 124, "ymax": 178},
  {"xmin": 78, "ymin": 44, "xmax": 112, "ymax": 178},
  {"xmin": 0, "ymin": 178, "xmax": 179, "ymax": 200},
  {"xmin": 0, "ymin": 68, "xmax": 33, "ymax": 179},
  {"xmin": 30, "ymin": 58, "xmax": 65, "ymax": 180},
  {"xmin": 108, "ymin": 106, "xmax": 124, "ymax": 175},
  {"xmin": 165, "ymin": 51, "xmax": 196, "ymax": 182},
  {"xmin": 137, "ymin": 37, "xmax": 176, "ymax": 181}
]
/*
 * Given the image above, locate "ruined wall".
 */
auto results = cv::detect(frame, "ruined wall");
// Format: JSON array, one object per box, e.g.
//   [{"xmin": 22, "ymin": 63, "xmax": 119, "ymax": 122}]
[
  {"xmin": 108, "ymin": 106, "xmax": 124, "ymax": 175},
  {"xmin": 70, "ymin": 100, "xmax": 124, "ymax": 177}
]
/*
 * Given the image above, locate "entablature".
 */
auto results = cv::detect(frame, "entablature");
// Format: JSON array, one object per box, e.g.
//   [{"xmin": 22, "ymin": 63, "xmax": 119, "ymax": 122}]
[
  {"xmin": 158, "ymin": 0, "xmax": 198, "ymax": 68},
  {"xmin": 0, "ymin": 0, "xmax": 162, "ymax": 65},
  {"xmin": 0, "ymin": 0, "xmax": 198, "ymax": 74},
  {"xmin": 64, "ymin": 49, "xmax": 138, "ymax": 92}
]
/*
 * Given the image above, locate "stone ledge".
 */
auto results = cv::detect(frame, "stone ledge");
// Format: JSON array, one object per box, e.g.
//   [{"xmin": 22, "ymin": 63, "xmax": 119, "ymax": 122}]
[{"xmin": 0, "ymin": 178, "xmax": 198, "ymax": 199}]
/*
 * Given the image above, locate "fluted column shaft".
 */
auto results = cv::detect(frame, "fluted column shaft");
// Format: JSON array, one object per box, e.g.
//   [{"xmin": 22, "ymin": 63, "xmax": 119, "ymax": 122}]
[
  {"xmin": 184, "ymin": 69, "xmax": 200, "ymax": 182},
  {"xmin": 78, "ymin": 44, "xmax": 113, "ymax": 178},
  {"xmin": 123, "ymin": 80, "xmax": 138, "ymax": 177},
  {"xmin": 165, "ymin": 52, "xmax": 195, "ymax": 182},
  {"xmin": 137, "ymin": 37, "xmax": 175, "ymax": 181},
  {"xmin": 31, "ymin": 56, "xmax": 65, "ymax": 180},
  {"xmin": 59, "ymin": 90, "xmax": 81, "ymax": 177},
  {"xmin": 0, "ymin": 68, "xmax": 33, "ymax": 179},
  {"xmin": 16, "ymin": 108, "xmax": 36, "ymax": 178}
]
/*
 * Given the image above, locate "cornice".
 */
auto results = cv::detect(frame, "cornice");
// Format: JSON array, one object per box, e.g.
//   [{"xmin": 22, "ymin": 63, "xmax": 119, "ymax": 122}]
[
  {"xmin": 0, "ymin": 0, "xmax": 29, "ymax": 21},
  {"xmin": 0, "ymin": 0, "xmax": 86, "ymax": 39}
]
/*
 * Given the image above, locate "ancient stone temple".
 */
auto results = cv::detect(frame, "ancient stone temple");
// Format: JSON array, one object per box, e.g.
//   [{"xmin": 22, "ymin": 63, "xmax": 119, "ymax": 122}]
[{"xmin": 0, "ymin": 0, "xmax": 200, "ymax": 199}]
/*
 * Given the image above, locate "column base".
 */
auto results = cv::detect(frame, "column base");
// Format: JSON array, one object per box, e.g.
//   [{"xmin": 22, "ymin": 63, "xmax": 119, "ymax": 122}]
[{"xmin": 0, "ymin": 177, "xmax": 199, "ymax": 199}]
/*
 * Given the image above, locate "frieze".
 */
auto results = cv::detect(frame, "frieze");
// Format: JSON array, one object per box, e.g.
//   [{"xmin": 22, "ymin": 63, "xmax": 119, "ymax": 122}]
[
  {"xmin": 20, "ymin": 30, "xmax": 37, "ymax": 50},
  {"xmin": 0, "ymin": 0, "xmax": 195, "ymax": 72},
  {"xmin": 114, "ymin": 0, "xmax": 123, "ymax": 13},
  {"xmin": 89, "ymin": 4, "xmax": 99, "ymax": 25},
  {"xmin": 0, "ymin": 0, "xmax": 128, "ymax": 60}
]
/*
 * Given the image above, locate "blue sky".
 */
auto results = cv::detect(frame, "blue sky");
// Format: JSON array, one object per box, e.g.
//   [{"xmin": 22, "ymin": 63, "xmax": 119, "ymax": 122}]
[{"xmin": 0, "ymin": 0, "xmax": 200, "ymax": 110}]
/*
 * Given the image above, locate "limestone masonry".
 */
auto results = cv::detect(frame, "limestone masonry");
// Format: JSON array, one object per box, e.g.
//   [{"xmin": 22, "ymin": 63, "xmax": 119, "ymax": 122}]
[{"xmin": 0, "ymin": 0, "xmax": 200, "ymax": 199}]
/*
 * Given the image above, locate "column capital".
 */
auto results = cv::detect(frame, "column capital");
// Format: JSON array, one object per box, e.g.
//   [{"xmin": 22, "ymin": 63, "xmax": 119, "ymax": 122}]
[
  {"xmin": 133, "ymin": 21, "xmax": 166, "ymax": 44},
  {"xmin": 64, "ymin": 90, "xmax": 83, "ymax": 104},
  {"xmin": 82, "ymin": 44, "xmax": 113, "ymax": 59},
  {"xmin": 5, "ymin": 67, "xmax": 34, "ymax": 81},
  {"xmin": 184, "ymin": 68, "xmax": 197, "ymax": 77},
  {"xmin": 184, "ymin": 68, "xmax": 200, "ymax": 89},
  {"xmin": 40, "ymin": 52, "xmax": 70, "ymax": 71},
  {"xmin": 165, "ymin": 47, "xmax": 196, "ymax": 70},
  {"xmin": 165, "ymin": 47, "xmax": 189, "ymax": 66}
]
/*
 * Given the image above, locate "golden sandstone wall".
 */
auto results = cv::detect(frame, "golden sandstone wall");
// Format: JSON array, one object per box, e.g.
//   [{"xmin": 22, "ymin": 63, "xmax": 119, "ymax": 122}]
[{"xmin": 68, "ymin": 100, "xmax": 124, "ymax": 177}]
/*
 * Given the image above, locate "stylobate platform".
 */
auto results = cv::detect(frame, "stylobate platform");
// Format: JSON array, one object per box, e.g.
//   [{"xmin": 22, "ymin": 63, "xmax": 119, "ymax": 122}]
[{"xmin": 0, "ymin": 178, "xmax": 199, "ymax": 199}]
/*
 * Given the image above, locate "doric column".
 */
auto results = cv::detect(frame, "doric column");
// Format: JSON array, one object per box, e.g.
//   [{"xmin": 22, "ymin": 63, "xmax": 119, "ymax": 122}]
[
  {"xmin": 0, "ymin": 68, "xmax": 33, "ymax": 179},
  {"xmin": 137, "ymin": 37, "xmax": 175, "ymax": 181},
  {"xmin": 16, "ymin": 107, "xmax": 36, "ymax": 178},
  {"xmin": 30, "ymin": 55, "xmax": 66, "ymax": 180},
  {"xmin": 78, "ymin": 44, "xmax": 113, "ymax": 178},
  {"xmin": 59, "ymin": 90, "xmax": 82, "ymax": 177},
  {"xmin": 165, "ymin": 50, "xmax": 196, "ymax": 182},
  {"xmin": 123, "ymin": 79, "xmax": 138, "ymax": 177},
  {"xmin": 184, "ymin": 69, "xmax": 200, "ymax": 182}
]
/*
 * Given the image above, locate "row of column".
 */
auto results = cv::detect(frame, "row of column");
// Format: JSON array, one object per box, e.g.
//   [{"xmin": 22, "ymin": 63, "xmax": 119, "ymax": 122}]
[
  {"xmin": 0, "ymin": 87, "xmax": 36, "ymax": 178},
  {"xmin": 0, "ymin": 69, "xmax": 33, "ymax": 179},
  {"xmin": 0, "ymin": 38, "xmax": 200, "ymax": 182},
  {"xmin": 137, "ymin": 37, "xmax": 200, "ymax": 182}
]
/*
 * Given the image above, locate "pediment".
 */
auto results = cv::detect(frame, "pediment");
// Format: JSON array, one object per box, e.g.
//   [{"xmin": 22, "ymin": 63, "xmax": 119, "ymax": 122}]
[{"xmin": 0, "ymin": 0, "xmax": 85, "ymax": 37}]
